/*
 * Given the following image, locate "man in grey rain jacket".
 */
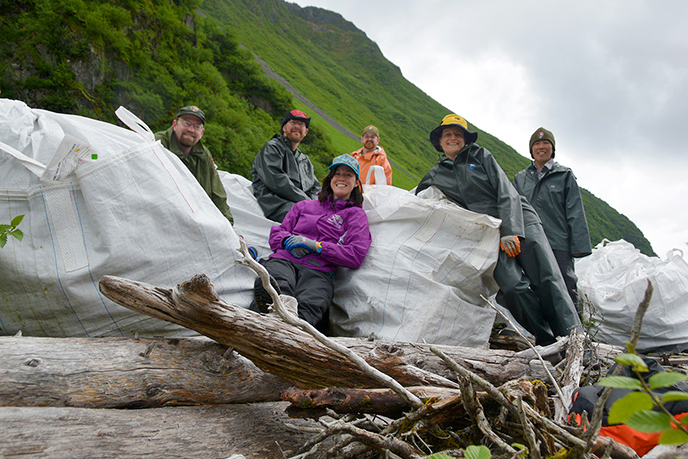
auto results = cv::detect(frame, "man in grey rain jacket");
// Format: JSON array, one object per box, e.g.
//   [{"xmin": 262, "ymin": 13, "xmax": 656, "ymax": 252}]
[
  {"xmin": 514, "ymin": 127, "xmax": 592, "ymax": 309},
  {"xmin": 251, "ymin": 110, "xmax": 321, "ymax": 222},
  {"xmin": 416, "ymin": 114, "xmax": 580, "ymax": 346}
]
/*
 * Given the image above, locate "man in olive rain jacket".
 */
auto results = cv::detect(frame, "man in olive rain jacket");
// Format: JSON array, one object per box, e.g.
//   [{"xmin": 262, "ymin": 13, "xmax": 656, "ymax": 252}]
[{"xmin": 155, "ymin": 105, "xmax": 233, "ymax": 224}]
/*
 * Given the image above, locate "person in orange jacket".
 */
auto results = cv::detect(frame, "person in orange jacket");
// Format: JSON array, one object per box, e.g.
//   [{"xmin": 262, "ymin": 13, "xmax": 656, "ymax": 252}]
[{"xmin": 349, "ymin": 125, "xmax": 393, "ymax": 185}]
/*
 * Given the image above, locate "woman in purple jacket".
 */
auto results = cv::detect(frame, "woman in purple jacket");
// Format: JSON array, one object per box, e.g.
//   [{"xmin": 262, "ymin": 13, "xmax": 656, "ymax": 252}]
[{"xmin": 253, "ymin": 154, "xmax": 372, "ymax": 334}]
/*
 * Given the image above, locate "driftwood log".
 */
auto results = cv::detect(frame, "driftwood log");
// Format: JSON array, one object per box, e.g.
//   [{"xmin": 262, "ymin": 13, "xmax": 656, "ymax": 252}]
[
  {"xmin": 0, "ymin": 335, "xmax": 290, "ymax": 408},
  {"xmin": 98, "ymin": 274, "xmax": 555, "ymax": 390},
  {"xmin": 0, "ymin": 402, "xmax": 320, "ymax": 459}
]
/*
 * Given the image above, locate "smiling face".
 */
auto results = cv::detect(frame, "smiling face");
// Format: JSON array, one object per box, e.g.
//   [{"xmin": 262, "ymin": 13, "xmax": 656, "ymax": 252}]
[
  {"xmin": 330, "ymin": 165, "xmax": 360, "ymax": 201},
  {"xmin": 438, "ymin": 126, "xmax": 466, "ymax": 160},
  {"xmin": 361, "ymin": 131, "xmax": 379, "ymax": 153},
  {"xmin": 172, "ymin": 114, "xmax": 205, "ymax": 153},
  {"xmin": 531, "ymin": 140, "xmax": 554, "ymax": 169},
  {"xmin": 283, "ymin": 119, "xmax": 309, "ymax": 148}
]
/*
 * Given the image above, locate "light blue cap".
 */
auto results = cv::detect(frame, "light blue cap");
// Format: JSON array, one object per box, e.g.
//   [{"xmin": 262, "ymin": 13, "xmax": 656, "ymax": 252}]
[{"xmin": 329, "ymin": 154, "xmax": 360, "ymax": 178}]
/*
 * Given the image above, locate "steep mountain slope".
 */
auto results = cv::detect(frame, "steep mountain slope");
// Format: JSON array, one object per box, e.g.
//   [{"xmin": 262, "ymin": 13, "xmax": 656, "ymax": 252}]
[{"xmin": 0, "ymin": 0, "xmax": 654, "ymax": 255}]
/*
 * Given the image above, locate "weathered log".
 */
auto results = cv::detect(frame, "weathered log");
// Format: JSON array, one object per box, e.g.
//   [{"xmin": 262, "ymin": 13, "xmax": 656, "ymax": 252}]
[
  {"xmin": 0, "ymin": 335, "xmax": 290, "ymax": 408},
  {"xmin": 98, "ymin": 274, "xmax": 556, "ymax": 389},
  {"xmin": 282, "ymin": 386, "xmax": 463, "ymax": 418},
  {"xmin": 0, "ymin": 402, "xmax": 321, "ymax": 459}
]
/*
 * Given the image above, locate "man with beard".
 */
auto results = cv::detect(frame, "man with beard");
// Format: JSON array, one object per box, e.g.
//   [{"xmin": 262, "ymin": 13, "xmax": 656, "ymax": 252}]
[
  {"xmin": 350, "ymin": 125, "xmax": 393, "ymax": 185},
  {"xmin": 251, "ymin": 109, "xmax": 321, "ymax": 222},
  {"xmin": 155, "ymin": 105, "xmax": 233, "ymax": 224}
]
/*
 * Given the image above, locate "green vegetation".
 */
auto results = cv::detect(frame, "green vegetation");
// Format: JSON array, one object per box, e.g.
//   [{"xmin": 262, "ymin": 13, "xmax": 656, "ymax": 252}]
[
  {"xmin": 0, "ymin": 0, "xmax": 655, "ymax": 255},
  {"xmin": 600, "ymin": 352, "xmax": 688, "ymax": 445},
  {"xmin": 1, "ymin": 0, "xmax": 307, "ymax": 177},
  {"xmin": 0, "ymin": 215, "xmax": 24, "ymax": 248},
  {"xmin": 464, "ymin": 445, "xmax": 493, "ymax": 458}
]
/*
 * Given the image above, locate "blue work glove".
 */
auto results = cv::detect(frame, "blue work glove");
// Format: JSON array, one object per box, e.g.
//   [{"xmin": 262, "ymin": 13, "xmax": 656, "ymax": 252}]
[
  {"xmin": 238, "ymin": 234, "xmax": 258, "ymax": 260},
  {"xmin": 284, "ymin": 235, "xmax": 322, "ymax": 259},
  {"xmin": 500, "ymin": 235, "xmax": 521, "ymax": 257}
]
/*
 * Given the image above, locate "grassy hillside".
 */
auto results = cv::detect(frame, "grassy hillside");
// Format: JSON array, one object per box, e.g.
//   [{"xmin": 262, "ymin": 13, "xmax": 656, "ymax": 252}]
[{"xmin": 0, "ymin": 0, "xmax": 654, "ymax": 255}]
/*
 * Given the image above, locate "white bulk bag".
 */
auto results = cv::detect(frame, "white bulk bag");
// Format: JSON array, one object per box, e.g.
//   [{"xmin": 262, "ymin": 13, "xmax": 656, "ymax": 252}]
[
  {"xmin": 330, "ymin": 185, "xmax": 501, "ymax": 348},
  {"xmin": 577, "ymin": 239, "xmax": 688, "ymax": 352},
  {"xmin": 218, "ymin": 171, "xmax": 275, "ymax": 261},
  {"xmin": 0, "ymin": 99, "xmax": 256, "ymax": 337},
  {"xmin": 364, "ymin": 165, "xmax": 387, "ymax": 185}
]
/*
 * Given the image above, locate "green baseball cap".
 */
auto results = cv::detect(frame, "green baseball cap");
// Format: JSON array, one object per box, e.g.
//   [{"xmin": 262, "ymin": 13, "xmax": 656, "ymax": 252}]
[
  {"xmin": 362, "ymin": 125, "xmax": 379, "ymax": 137},
  {"xmin": 176, "ymin": 105, "xmax": 206, "ymax": 124}
]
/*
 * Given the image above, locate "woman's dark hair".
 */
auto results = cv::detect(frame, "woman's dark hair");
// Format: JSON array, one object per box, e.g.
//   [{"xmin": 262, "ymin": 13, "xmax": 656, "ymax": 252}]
[{"xmin": 318, "ymin": 165, "xmax": 363, "ymax": 206}]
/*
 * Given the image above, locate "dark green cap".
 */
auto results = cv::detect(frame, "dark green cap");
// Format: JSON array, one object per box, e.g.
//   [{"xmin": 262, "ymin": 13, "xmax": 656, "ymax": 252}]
[{"xmin": 176, "ymin": 105, "xmax": 206, "ymax": 124}]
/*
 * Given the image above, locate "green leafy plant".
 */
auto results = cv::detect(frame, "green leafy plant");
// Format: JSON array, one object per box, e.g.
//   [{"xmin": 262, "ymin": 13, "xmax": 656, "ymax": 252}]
[
  {"xmin": 0, "ymin": 215, "xmax": 24, "ymax": 248},
  {"xmin": 599, "ymin": 351, "xmax": 688, "ymax": 445},
  {"xmin": 464, "ymin": 445, "xmax": 491, "ymax": 459}
]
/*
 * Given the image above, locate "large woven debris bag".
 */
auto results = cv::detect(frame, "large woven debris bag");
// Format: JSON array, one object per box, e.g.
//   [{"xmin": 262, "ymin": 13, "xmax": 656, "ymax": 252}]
[
  {"xmin": 330, "ymin": 185, "xmax": 501, "ymax": 348},
  {"xmin": 577, "ymin": 239, "xmax": 688, "ymax": 353},
  {"xmin": 218, "ymin": 171, "xmax": 275, "ymax": 262},
  {"xmin": 0, "ymin": 99, "xmax": 256, "ymax": 337}
]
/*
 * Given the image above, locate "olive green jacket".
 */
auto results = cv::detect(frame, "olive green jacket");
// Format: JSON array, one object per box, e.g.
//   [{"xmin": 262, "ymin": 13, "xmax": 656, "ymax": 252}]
[{"xmin": 155, "ymin": 126, "xmax": 233, "ymax": 224}]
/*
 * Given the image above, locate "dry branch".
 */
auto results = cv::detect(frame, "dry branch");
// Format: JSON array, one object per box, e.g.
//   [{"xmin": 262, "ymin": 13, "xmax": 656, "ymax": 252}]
[
  {"xmin": 282, "ymin": 386, "xmax": 461, "ymax": 418},
  {"xmin": 321, "ymin": 421, "xmax": 422, "ymax": 459},
  {"xmin": 555, "ymin": 329, "xmax": 586, "ymax": 423},
  {"xmin": 235, "ymin": 239, "xmax": 422, "ymax": 408}
]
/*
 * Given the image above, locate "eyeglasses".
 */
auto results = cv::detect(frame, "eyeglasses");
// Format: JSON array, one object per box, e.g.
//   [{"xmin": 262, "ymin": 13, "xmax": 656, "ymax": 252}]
[{"xmin": 179, "ymin": 119, "xmax": 203, "ymax": 130}]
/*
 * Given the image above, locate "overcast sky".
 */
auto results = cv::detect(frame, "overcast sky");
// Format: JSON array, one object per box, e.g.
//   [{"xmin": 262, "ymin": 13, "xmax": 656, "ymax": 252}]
[{"xmin": 290, "ymin": 0, "xmax": 688, "ymax": 259}]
